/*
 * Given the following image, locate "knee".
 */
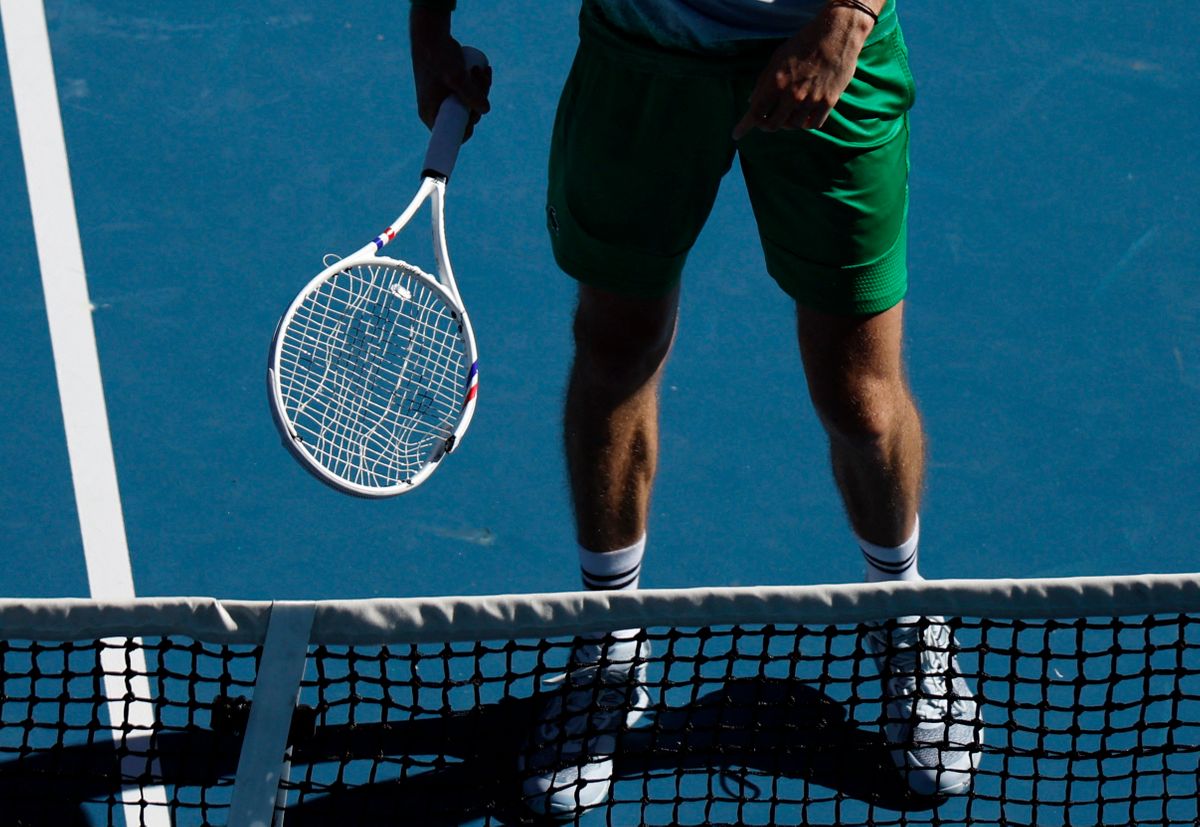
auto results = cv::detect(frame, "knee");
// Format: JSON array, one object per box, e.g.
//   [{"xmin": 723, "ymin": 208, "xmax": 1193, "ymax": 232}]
[
  {"xmin": 810, "ymin": 375, "xmax": 907, "ymax": 453},
  {"xmin": 572, "ymin": 290, "xmax": 677, "ymax": 393}
]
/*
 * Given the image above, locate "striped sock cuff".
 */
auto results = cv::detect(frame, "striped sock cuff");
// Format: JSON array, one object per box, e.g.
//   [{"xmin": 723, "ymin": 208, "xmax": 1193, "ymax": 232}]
[
  {"xmin": 579, "ymin": 535, "xmax": 645, "ymax": 592},
  {"xmin": 862, "ymin": 547, "xmax": 918, "ymax": 577},
  {"xmin": 858, "ymin": 516, "xmax": 922, "ymax": 583}
]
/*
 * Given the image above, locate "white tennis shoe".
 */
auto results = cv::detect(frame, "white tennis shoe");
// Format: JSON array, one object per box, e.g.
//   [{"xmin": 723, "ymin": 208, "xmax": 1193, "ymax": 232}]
[
  {"xmin": 520, "ymin": 636, "xmax": 651, "ymax": 817},
  {"xmin": 866, "ymin": 616, "xmax": 984, "ymax": 796}
]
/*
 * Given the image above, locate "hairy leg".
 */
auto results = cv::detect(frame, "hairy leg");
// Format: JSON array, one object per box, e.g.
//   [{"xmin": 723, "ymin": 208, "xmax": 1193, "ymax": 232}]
[
  {"xmin": 564, "ymin": 284, "xmax": 680, "ymax": 552},
  {"xmin": 797, "ymin": 300, "xmax": 924, "ymax": 547}
]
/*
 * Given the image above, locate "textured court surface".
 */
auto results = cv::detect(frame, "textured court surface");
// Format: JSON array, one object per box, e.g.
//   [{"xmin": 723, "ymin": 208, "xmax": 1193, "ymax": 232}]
[
  {"xmin": 1, "ymin": 4, "xmax": 1197, "ymax": 599},
  {"xmin": 1, "ymin": 5, "xmax": 1199, "ymax": 826}
]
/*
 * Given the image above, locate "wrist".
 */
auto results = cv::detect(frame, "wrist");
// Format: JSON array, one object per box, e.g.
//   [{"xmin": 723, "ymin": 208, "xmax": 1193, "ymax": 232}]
[
  {"xmin": 824, "ymin": 0, "xmax": 880, "ymax": 37},
  {"xmin": 410, "ymin": 5, "xmax": 452, "ymax": 52}
]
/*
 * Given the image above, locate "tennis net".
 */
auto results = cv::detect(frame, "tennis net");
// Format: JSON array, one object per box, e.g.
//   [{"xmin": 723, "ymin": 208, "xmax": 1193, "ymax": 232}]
[{"xmin": 1, "ymin": 573, "xmax": 1198, "ymax": 826}]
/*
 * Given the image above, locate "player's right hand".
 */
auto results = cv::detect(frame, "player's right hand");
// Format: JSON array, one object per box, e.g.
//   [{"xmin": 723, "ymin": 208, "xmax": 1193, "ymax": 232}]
[
  {"xmin": 410, "ymin": 8, "xmax": 491, "ymax": 140},
  {"xmin": 732, "ymin": 3, "xmax": 873, "ymax": 139}
]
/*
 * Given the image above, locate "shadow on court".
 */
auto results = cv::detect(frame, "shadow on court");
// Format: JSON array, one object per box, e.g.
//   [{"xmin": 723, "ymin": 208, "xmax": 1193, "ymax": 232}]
[{"xmin": 0, "ymin": 678, "xmax": 940, "ymax": 826}]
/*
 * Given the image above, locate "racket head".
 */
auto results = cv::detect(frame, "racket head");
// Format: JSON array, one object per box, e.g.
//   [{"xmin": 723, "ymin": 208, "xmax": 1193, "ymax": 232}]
[{"xmin": 268, "ymin": 254, "xmax": 478, "ymax": 497}]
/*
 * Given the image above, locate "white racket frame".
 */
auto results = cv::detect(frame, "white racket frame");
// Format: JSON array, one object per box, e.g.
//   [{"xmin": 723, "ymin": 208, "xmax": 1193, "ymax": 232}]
[{"xmin": 268, "ymin": 49, "xmax": 485, "ymax": 497}]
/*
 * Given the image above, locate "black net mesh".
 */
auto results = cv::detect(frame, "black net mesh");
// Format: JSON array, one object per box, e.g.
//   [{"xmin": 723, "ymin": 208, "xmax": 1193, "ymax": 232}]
[{"xmin": 2, "ymin": 612, "xmax": 1199, "ymax": 826}]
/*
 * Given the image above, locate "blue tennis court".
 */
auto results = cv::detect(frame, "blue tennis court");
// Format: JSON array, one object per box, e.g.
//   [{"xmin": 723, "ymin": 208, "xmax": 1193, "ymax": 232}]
[{"xmin": 2, "ymin": 1, "xmax": 1198, "ymax": 825}]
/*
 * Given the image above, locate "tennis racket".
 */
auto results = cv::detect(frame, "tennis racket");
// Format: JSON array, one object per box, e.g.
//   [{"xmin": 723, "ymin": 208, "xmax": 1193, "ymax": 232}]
[{"xmin": 268, "ymin": 48, "xmax": 486, "ymax": 497}]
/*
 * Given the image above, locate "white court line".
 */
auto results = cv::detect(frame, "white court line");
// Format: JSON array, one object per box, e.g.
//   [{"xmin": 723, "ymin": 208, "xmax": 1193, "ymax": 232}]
[{"xmin": 1, "ymin": 3, "xmax": 170, "ymax": 825}]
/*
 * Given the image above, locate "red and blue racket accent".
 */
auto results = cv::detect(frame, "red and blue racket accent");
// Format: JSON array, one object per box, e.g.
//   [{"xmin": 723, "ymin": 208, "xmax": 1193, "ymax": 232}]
[
  {"xmin": 373, "ymin": 227, "xmax": 399, "ymax": 252},
  {"xmin": 464, "ymin": 361, "xmax": 479, "ymax": 407}
]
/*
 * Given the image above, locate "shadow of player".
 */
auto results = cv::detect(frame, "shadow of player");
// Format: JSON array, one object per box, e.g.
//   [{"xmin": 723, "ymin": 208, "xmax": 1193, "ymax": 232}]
[
  {"xmin": 0, "ymin": 677, "xmax": 940, "ymax": 826},
  {"xmin": 282, "ymin": 677, "xmax": 937, "ymax": 826}
]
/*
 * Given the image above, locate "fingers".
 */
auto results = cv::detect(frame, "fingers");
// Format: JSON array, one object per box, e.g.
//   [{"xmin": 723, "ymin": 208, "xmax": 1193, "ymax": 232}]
[
  {"xmin": 463, "ymin": 107, "xmax": 483, "ymax": 143},
  {"xmin": 732, "ymin": 78, "xmax": 778, "ymax": 140},
  {"xmin": 734, "ymin": 94, "xmax": 810, "ymax": 139},
  {"xmin": 443, "ymin": 62, "xmax": 491, "ymax": 115},
  {"xmin": 808, "ymin": 105, "xmax": 833, "ymax": 130},
  {"xmin": 734, "ymin": 64, "xmax": 833, "ymax": 140},
  {"xmin": 758, "ymin": 66, "xmax": 805, "ymax": 131},
  {"xmin": 731, "ymin": 108, "xmax": 761, "ymax": 141},
  {"xmin": 448, "ymin": 63, "xmax": 490, "ymax": 143},
  {"xmin": 469, "ymin": 64, "xmax": 493, "ymax": 113},
  {"xmin": 735, "ymin": 88, "xmax": 836, "ymax": 138},
  {"xmin": 414, "ymin": 42, "xmax": 492, "ymax": 132},
  {"xmin": 783, "ymin": 98, "xmax": 833, "ymax": 131}
]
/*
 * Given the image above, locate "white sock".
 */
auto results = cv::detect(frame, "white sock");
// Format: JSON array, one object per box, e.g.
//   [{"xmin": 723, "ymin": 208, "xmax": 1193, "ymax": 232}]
[
  {"xmin": 859, "ymin": 516, "xmax": 922, "ymax": 583},
  {"xmin": 578, "ymin": 535, "xmax": 645, "ymax": 644},
  {"xmin": 578, "ymin": 535, "xmax": 644, "ymax": 592}
]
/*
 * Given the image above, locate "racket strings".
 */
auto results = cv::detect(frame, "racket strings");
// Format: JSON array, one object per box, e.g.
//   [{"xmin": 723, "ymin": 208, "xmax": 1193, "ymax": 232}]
[
  {"xmin": 301, "ymin": 276, "xmax": 457, "ymax": 434},
  {"xmin": 288, "ymin": 284, "xmax": 459, "ymax": 481},
  {"xmin": 276, "ymin": 262, "xmax": 469, "ymax": 487}
]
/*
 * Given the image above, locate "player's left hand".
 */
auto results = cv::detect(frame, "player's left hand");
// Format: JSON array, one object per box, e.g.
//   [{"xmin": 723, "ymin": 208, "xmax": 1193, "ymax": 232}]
[
  {"xmin": 410, "ymin": 7, "xmax": 492, "ymax": 142},
  {"xmin": 732, "ymin": 4, "xmax": 876, "ymax": 139}
]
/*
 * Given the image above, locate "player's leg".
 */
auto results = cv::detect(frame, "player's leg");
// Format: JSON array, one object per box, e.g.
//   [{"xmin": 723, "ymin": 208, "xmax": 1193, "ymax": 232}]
[
  {"xmin": 565, "ymin": 283, "xmax": 680, "ymax": 554},
  {"xmin": 739, "ymin": 21, "xmax": 982, "ymax": 796},
  {"xmin": 796, "ymin": 300, "xmax": 923, "ymax": 550},
  {"xmin": 516, "ymin": 284, "xmax": 677, "ymax": 816},
  {"xmin": 546, "ymin": 9, "xmax": 735, "ymax": 580},
  {"xmin": 521, "ymin": 5, "xmax": 741, "ymax": 816}
]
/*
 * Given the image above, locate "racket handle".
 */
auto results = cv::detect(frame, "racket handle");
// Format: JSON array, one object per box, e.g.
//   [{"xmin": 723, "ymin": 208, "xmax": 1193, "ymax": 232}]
[{"xmin": 422, "ymin": 47, "xmax": 489, "ymax": 182}]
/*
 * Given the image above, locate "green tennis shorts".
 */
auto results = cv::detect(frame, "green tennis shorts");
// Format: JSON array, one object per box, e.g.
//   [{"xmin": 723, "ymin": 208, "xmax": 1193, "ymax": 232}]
[{"xmin": 546, "ymin": 4, "xmax": 917, "ymax": 315}]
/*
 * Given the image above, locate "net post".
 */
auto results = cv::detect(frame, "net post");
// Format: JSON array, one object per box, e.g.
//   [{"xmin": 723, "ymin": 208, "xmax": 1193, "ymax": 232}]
[{"xmin": 227, "ymin": 601, "xmax": 315, "ymax": 827}]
